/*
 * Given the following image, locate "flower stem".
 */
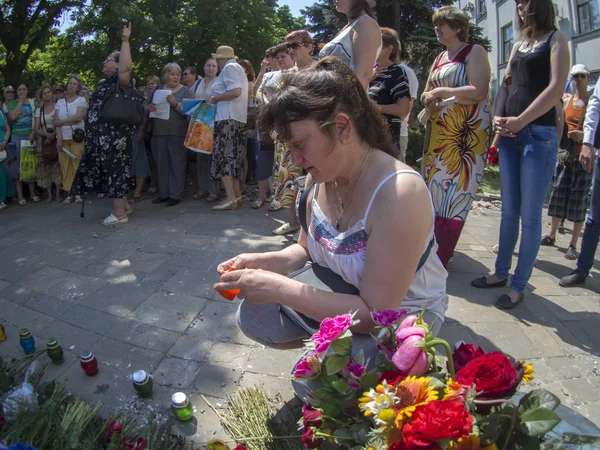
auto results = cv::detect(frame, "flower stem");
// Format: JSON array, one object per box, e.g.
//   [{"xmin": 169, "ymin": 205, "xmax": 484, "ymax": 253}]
[
  {"xmin": 323, "ymin": 415, "xmax": 349, "ymax": 426},
  {"xmin": 427, "ymin": 338, "xmax": 455, "ymax": 380}
]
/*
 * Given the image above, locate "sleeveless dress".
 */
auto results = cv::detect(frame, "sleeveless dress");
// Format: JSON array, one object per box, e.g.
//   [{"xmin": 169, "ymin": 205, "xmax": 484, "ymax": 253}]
[
  {"xmin": 307, "ymin": 170, "xmax": 448, "ymax": 323},
  {"xmin": 422, "ymin": 45, "xmax": 491, "ymax": 267}
]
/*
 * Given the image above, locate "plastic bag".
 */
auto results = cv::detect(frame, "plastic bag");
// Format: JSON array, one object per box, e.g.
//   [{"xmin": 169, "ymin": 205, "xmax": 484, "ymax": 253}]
[{"xmin": 1, "ymin": 361, "xmax": 39, "ymax": 422}]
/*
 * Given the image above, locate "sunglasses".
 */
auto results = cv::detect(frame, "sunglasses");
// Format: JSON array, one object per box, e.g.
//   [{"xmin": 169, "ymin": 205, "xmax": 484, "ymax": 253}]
[
  {"xmin": 286, "ymin": 42, "xmax": 309, "ymax": 50},
  {"xmin": 573, "ymin": 74, "xmax": 588, "ymax": 79},
  {"xmin": 182, "ymin": 72, "xmax": 191, "ymax": 76},
  {"xmin": 104, "ymin": 58, "xmax": 116, "ymax": 63}
]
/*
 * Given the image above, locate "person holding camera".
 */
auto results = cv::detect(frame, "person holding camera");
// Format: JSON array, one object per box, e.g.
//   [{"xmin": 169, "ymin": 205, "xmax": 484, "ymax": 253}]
[
  {"xmin": 34, "ymin": 85, "xmax": 61, "ymax": 203},
  {"xmin": 55, "ymin": 74, "xmax": 87, "ymax": 204}
]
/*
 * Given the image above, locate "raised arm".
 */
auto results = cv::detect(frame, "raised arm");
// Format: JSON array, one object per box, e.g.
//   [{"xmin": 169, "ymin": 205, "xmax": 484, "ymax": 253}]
[{"xmin": 118, "ymin": 23, "xmax": 133, "ymax": 87}]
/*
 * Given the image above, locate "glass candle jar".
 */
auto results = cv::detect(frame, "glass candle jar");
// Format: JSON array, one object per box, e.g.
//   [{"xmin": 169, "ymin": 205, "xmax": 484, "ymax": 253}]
[
  {"xmin": 0, "ymin": 324, "xmax": 6, "ymax": 341},
  {"xmin": 171, "ymin": 392, "xmax": 193, "ymax": 422},
  {"xmin": 80, "ymin": 351, "xmax": 99, "ymax": 376},
  {"xmin": 19, "ymin": 329, "xmax": 36, "ymax": 354},
  {"xmin": 46, "ymin": 338, "xmax": 64, "ymax": 365},
  {"xmin": 132, "ymin": 370, "xmax": 153, "ymax": 398}
]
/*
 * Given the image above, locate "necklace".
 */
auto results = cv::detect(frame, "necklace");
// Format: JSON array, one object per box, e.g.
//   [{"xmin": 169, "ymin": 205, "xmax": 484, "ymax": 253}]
[{"xmin": 331, "ymin": 147, "xmax": 371, "ymax": 230}]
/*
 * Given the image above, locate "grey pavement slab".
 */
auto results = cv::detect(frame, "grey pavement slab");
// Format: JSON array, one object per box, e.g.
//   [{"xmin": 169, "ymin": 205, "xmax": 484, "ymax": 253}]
[
  {"xmin": 109, "ymin": 319, "xmax": 182, "ymax": 353},
  {"xmin": 128, "ymin": 291, "xmax": 207, "ymax": 332}
]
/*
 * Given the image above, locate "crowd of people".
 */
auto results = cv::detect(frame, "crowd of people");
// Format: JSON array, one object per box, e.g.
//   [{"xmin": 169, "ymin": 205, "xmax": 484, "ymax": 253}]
[{"xmin": 1, "ymin": 0, "xmax": 599, "ymax": 358}]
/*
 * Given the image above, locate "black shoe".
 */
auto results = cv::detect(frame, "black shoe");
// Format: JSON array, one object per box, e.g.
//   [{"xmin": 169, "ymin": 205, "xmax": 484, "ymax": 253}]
[
  {"xmin": 167, "ymin": 198, "xmax": 180, "ymax": 207},
  {"xmin": 471, "ymin": 276, "xmax": 508, "ymax": 289},
  {"xmin": 495, "ymin": 292, "xmax": 524, "ymax": 310},
  {"xmin": 152, "ymin": 197, "xmax": 168, "ymax": 204},
  {"xmin": 559, "ymin": 268, "xmax": 587, "ymax": 287}
]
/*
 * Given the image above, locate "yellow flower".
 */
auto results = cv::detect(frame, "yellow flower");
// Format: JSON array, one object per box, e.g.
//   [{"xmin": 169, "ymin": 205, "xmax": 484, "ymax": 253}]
[
  {"xmin": 393, "ymin": 376, "xmax": 439, "ymax": 427},
  {"xmin": 428, "ymin": 104, "xmax": 488, "ymax": 191},
  {"xmin": 449, "ymin": 435, "xmax": 499, "ymax": 450},
  {"xmin": 520, "ymin": 360, "xmax": 535, "ymax": 383}
]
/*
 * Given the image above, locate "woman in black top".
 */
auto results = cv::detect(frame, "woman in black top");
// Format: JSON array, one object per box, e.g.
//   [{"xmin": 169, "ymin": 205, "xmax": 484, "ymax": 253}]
[
  {"xmin": 368, "ymin": 28, "xmax": 411, "ymax": 161},
  {"xmin": 471, "ymin": 0, "xmax": 569, "ymax": 309}
]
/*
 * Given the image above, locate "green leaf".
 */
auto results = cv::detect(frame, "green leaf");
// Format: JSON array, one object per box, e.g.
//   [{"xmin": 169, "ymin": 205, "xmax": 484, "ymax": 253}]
[
  {"xmin": 326, "ymin": 354, "xmax": 350, "ymax": 376},
  {"xmin": 320, "ymin": 398, "xmax": 342, "ymax": 418},
  {"xmin": 355, "ymin": 349, "xmax": 365, "ymax": 366},
  {"xmin": 331, "ymin": 378, "xmax": 349, "ymax": 394},
  {"xmin": 310, "ymin": 387, "xmax": 334, "ymax": 401},
  {"xmin": 360, "ymin": 371, "xmax": 380, "ymax": 391},
  {"xmin": 520, "ymin": 408, "xmax": 561, "ymax": 436},
  {"xmin": 518, "ymin": 389, "xmax": 561, "ymax": 415},
  {"xmin": 331, "ymin": 336, "xmax": 352, "ymax": 356},
  {"xmin": 514, "ymin": 433, "xmax": 541, "ymax": 450}
]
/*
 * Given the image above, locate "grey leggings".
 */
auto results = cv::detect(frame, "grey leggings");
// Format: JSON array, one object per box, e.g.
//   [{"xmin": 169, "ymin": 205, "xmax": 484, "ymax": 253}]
[{"xmin": 236, "ymin": 300, "xmax": 443, "ymax": 402}]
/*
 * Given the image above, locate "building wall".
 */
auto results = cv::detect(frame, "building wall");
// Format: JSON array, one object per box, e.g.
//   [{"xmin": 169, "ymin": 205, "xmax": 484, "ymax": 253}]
[{"xmin": 453, "ymin": 0, "xmax": 600, "ymax": 96}]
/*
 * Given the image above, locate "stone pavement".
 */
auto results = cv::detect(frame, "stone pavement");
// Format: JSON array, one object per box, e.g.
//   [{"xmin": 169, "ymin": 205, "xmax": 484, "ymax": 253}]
[{"xmin": 0, "ymin": 195, "xmax": 599, "ymax": 447}]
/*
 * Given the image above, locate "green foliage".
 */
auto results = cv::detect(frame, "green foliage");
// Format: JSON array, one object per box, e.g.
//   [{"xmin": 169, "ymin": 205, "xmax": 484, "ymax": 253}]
[{"xmin": 326, "ymin": 354, "xmax": 351, "ymax": 375}]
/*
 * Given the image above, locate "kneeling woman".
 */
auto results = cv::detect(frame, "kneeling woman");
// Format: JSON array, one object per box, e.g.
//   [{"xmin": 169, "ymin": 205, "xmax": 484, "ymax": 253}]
[{"xmin": 215, "ymin": 58, "xmax": 448, "ymax": 358}]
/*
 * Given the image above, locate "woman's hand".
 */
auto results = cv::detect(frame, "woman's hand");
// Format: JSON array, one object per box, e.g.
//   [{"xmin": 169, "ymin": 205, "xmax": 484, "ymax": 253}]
[
  {"xmin": 495, "ymin": 116, "xmax": 524, "ymax": 137},
  {"xmin": 421, "ymin": 90, "xmax": 437, "ymax": 106},
  {"xmin": 166, "ymin": 94, "xmax": 177, "ymax": 107},
  {"xmin": 214, "ymin": 268, "xmax": 286, "ymax": 304},
  {"xmin": 260, "ymin": 57, "xmax": 270, "ymax": 71},
  {"xmin": 28, "ymin": 132, "xmax": 35, "ymax": 143},
  {"xmin": 580, "ymin": 143, "xmax": 595, "ymax": 173},
  {"xmin": 147, "ymin": 103, "xmax": 158, "ymax": 113},
  {"xmin": 207, "ymin": 96, "xmax": 217, "ymax": 105},
  {"xmin": 217, "ymin": 253, "xmax": 267, "ymax": 275},
  {"xmin": 568, "ymin": 130, "xmax": 583, "ymax": 143},
  {"xmin": 122, "ymin": 23, "xmax": 131, "ymax": 43}
]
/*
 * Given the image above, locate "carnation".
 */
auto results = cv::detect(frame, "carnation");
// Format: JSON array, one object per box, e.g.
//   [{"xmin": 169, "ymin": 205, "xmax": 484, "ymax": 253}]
[
  {"xmin": 311, "ymin": 314, "xmax": 353, "ymax": 355},
  {"xmin": 371, "ymin": 309, "xmax": 407, "ymax": 327},
  {"xmin": 402, "ymin": 400, "xmax": 473, "ymax": 444}
]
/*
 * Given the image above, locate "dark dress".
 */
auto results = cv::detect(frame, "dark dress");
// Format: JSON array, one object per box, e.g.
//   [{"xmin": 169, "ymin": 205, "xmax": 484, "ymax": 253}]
[{"xmin": 70, "ymin": 70, "xmax": 136, "ymax": 198}]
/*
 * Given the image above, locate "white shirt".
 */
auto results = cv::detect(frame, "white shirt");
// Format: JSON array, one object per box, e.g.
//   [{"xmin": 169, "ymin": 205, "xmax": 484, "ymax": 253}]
[
  {"xmin": 191, "ymin": 78, "xmax": 217, "ymax": 101},
  {"xmin": 35, "ymin": 107, "xmax": 56, "ymax": 129},
  {"xmin": 212, "ymin": 60, "xmax": 248, "ymax": 123},
  {"xmin": 187, "ymin": 77, "xmax": 207, "ymax": 99},
  {"xmin": 55, "ymin": 96, "xmax": 87, "ymax": 140},
  {"xmin": 583, "ymin": 80, "xmax": 600, "ymax": 148},
  {"xmin": 399, "ymin": 64, "xmax": 419, "ymax": 137}
]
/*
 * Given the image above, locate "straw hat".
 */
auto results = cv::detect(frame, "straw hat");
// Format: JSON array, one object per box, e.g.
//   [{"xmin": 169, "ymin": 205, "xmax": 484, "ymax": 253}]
[{"xmin": 211, "ymin": 45, "xmax": 237, "ymax": 60}]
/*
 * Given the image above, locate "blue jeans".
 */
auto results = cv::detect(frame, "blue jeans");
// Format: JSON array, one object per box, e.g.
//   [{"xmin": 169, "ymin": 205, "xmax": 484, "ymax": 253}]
[
  {"xmin": 577, "ymin": 156, "xmax": 600, "ymax": 275},
  {"xmin": 495, "ymin": 124, "xmax": 558, "ymax": 293}
]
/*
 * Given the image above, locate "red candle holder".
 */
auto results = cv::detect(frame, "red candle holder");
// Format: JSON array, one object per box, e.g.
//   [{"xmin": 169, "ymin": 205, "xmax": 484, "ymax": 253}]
[{"xmin": 80, "ymin": 350, "xmax": 99, "ymax": 376}]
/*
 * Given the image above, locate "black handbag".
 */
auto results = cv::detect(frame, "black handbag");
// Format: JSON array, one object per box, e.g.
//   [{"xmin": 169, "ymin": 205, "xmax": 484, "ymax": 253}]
[
  {"xmin": 65, "ymin": 101, "xmax": 85, "ymax": 143},
  {"xmin": 99, "ymin": 82, "xmax": 146, "ymax": 126},
  {"xmin": 279, "ymin": 182, "xmax": 434, "ymax": 334}
]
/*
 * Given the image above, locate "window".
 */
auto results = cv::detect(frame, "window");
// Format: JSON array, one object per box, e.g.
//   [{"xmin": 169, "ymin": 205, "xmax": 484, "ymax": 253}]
[
  {"xmin": 577, "ymin": 0, "xmax": 600, "ymax": 34},
  {"xmin": 478, "ymin": 0, "xmax": 487, "ymax": 15},
  {"xmin": 501, "ymin": 24, "xmax": 513, "ymax": 63}
]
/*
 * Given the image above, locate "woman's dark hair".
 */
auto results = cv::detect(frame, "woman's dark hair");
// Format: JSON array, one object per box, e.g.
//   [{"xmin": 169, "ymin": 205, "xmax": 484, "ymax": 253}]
[
  {"xmin": 381, "ymin": 28, "xmax": 400, "ymax": 62},
  {"xmin": 515, "ymin": 0, "xmax": 557, "ymax": 41},
  {"xmin": 238, "ymin": 59, "xmax": 256, "ymax": 82},
  {"xmin": 272, "ymin": 42, "xmax": 290, "ymax": 57},
  {"xmin": 110, "ymin": 51, "xmax": 121, "ymax": 63},
  {"xmin": 265, "ymin": 46, "xmax": 277, "ymax": 58},
  {"xmin": 347, "ymin": 0, "xmax": 376, "ymax": 20},
  {"xmin": 258, "ymin": 56, "xmax": 396, "ymax": 157},
  {"xmin": 432, "ymin": 6, "xmax": 470, "ymax": 42},
  {"xmin": 16, "ymin": 81, "xmax": 28, "ymax": 90}
]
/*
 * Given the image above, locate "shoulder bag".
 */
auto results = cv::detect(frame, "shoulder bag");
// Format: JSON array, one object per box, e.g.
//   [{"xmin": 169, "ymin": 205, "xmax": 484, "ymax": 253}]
[
  {"xmin": 99, "ymin": 78, "xmax": 146, "ymax": 126},
  {"xmin": 40, "ymin": 108, "xmax": 58, "ymax": 163},
  {"xmin": 558, "ymin": 99, "xmax": 586, "ymax": 166},
  {"xmin": 279, "ymin": 182, "xmax": 434, "ymax": 334},
  {"xmin": 65, "ymin": 100, "xmax": 85, "ymax": 143}
]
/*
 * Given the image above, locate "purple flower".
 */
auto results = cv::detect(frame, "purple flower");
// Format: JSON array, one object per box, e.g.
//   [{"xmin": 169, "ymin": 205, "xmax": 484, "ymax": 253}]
[
  {"xmin": 311, "ymin": 314, "xmax": 353, "ymax": 355},
  {"xmin": 341, "ymin": 360, "xmax": 366, "ymax": 380},
  {"xmin": 293, "ymin": 352, "xmax": 321, "ymax": 379},
  {"xmin": 371, "ymin": 309, "xmax": 408, "ymax": 327}
]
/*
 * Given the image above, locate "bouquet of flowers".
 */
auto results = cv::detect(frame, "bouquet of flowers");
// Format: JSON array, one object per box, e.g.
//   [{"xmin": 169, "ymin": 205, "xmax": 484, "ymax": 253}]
[{"xmin": 293, "ymin": 310, "xmax": 571, "ymax": 450}]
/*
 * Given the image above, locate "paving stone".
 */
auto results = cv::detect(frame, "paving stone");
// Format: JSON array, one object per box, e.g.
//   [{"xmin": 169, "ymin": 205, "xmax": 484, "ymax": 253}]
[
  {"xmin": 25, "ymin": 294, "xmax": 73, "ymax": 318},
  {"xmin": 561, "ymin": 320, "xmax": 600, "ymax": 353},
  {"xmin": 17, "ymin": 267, "xmax": 72, "ymax": 293},
  {"xmin": 109, "ymin": 319, "xmax": 181, "ymax": 353},
  {"xmin": 38, "ymin": 320, "xmax": 102, "ymax": 354},
  {"xmin": 46, "ymin": 274, "xmax": 108, "ymax": 302},
  {"xmin": 152, "ymin": 356, "xmax": 203, "ymax": 389},
  {"xmin": 60, "ymin": 305, "xmax": 122, "ymax": 335},
  {"xmin": 110, "ymin": 252, "xmax": 172, "ymax": 273},
  {"xmin": 192, "ymin": 361, "xmax": 243, "ymax": 397},
  {"xmin": 560, "ymin": 377, "xmax": 600, "ymax": 405},
  {"xmin": 168, "ymin": 234, "xmax": 213, "ymax": 250},
  {"xmin": 186, "ymin": 301, "xmax": 239, "ymax": 341},
  {"xmin": 81, "ymin": 278, "xmax": 159, "ymax": 317},
  {"xmin": 544, "ymin": 355, "xmax": 599, "ymax": 380},
  {"xmin": 92, "ymin": 336, "xmax": 165, "ymax": 373},
  {"xmin": 0, "ymin": 280, "xmax": 9, "ymax": 291},
  {"xmin": 77, "ymin": 261, "xmax": 145, "ymax": 280},
  {"xmin": 469, "ymin": 322, "xmax": 541, "ymax": 360},
  {"xmin": 0, "ymin": 297, "xmax": 21, "ymax": 316},
  {"xmin": 238, "ymin": 372, "xmax": 295, "ymax": 402},
  {"xmin": 168, "ymin": 335, "xmax": 214, "ymax": 362},
  {"xmin": 168, "ymin": 248, "xmax": 230, "ymax": 271},
  {"xmin": 128, "ymin": 291, "xmax": 206, "ymax": 332},
  {"xmin": 3, "ymin": 306, "xmax": 55, "ymax": 333},
  {"xmin": 207, "ymin": 342, "xmax": 253, "ymax": 369},
  {"xmin": 39, "ymin": 349, "xmax": 79, "ymax": 382},
  {"xmin": 136, "ymin": 242, "xmax": 181, "ymax": 255},
  {"xmin": 245, "ymin": 346, "xmax": 303, "ymax": 378},
  {"xmin": 0, "ymin": 284, "xmax": 39, "ymax": 305},
  {"xmin": 437, "ymin": 321, "xmax": 479, "ymax": 347},
  {"xmin": 161, "ymin": 268, "xmax": 219, "ymax": 300}
]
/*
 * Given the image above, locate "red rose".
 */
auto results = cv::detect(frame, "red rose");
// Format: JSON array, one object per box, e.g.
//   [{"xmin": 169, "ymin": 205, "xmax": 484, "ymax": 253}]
[
  {"xmin": 302, "ymin": 404, "xmax": 323, "ymax": 429},
  {"xmin": 456, "ymin": 351, "xmax": 523, "ymax": 400},
  {"xmin": 377, "ymin": 370, "xmax": 406, "ymax": 386},
  {"xmin": 487, "ymin": 147, "xmax": 499, "ymax": 166},
  {"xmin": 233, "ymin": 446, "xmax": 248, "ymax": 450},
  {"xmin": 452, "ymin": 343, "xmax": 485, "ymax": 372},
  {"xmin": 302, "ymin": 427, "xmax": 323, "ymax": 449},
  {"xmin": 401, "ymin": 401, "xmax": 473, "ymax": 444},
  {"xmin": 388, "ymin": 439, "xmax": 441, "ymax": 449}
]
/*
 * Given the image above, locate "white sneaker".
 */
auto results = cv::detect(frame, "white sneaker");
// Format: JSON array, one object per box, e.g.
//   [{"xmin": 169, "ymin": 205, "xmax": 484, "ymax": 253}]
[
  {"xmin": 101, "ymin": 213, "xmax": 129, "ymax": 226},
  {"xmin": 272, "ymin": 222, "xmax": 301, "ymax": 235}
]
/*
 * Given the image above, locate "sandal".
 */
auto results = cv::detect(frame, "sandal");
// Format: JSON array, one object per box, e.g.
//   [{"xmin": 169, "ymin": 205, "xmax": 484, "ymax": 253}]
[
  {"xmin": 102, "ymin": 213, "xmax": 129, "ymax": 226},
  {"xmin": 272, "ymin": 222, "xmax": 301, "ymax": 235},
  {"xmin": 63, "ymin": 197, "xmax": 72, "ymax": 204},
  {"xmin": 18, "ymin": 199, "xmax": 27, "ymax": 206},
  {"xmin": 130, "ymin": 196, "xmax": 144, "ymax": 203},
  {"xmin": 268, "ymin": 203, "xmax": 281, "ymax": 212},
  {"xmin": 75, "ymin": 195, "xmax": 83, "ymax": 204},
  {"xmin": 495, "ymin": 292, "xmax": 524, "ymax": 310},
  {"xmin": 30, "ymin": 196, "xmax": 41, "ymax": 202},
  {"xmin": 565, "ymin": 245, "xmax": 578, "ymax": 260},
  {"xmin": 540, "ymin": 235, "xmax": 556, "ymax": 246},
  {"xmin": 206, "ymin": 193, "xmax": 220, "ymax": 203},
  {"xmin": 213, "ymin": 199, "xmax": 240, "ymax": 211},
  {"xmin": 125, "ymin": 207, "xmax": 134, "ymax": 216},
  {"xmin": 0, "ymin": 202, "xmax": 7, "ymax": 211},
  {"xmin": 251, "ymin": 199, "xmax": 265, "ymax": 209}
]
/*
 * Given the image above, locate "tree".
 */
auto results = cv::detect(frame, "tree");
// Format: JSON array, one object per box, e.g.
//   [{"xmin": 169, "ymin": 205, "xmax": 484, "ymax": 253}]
[{"xmin": 0, "ymin": 0, "xmax": 84, "ymax": 85}]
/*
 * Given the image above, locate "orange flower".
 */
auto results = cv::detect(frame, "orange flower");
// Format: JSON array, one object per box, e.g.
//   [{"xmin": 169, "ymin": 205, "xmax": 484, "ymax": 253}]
[
  {"xmin": 520, "ymin": 360, "xmax": 535, "ymax": 383},
  {"xmin": 449, "ymin": 435, "xmax": 498, "ymax": 450}
]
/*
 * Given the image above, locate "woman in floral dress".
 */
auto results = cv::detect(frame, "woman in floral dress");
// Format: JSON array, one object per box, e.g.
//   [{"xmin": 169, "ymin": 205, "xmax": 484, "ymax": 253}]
[
  {"xmin": 421, "ymin": 6, "xmax": 491, "ymax": 267},
  {"xmin": 70, "ymin": 23, "xmax": 137, "ymax": 225}
]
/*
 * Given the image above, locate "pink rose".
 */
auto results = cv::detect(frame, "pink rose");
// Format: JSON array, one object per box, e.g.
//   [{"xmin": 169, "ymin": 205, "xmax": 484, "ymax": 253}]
[
  {"xmin": 293, "ymin": 352, "xmax": 321, "ymax": 379},
  {"xmin": 311, "ymin": 314, "xmax": 353, "ymax": 355},
  {"xmin": 392, "ymin": 316, "xmax": 429, "ymax": 376},
  {"xmin": 371, "ymin": 309, "xmax": 407, "ymax": 327}
]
